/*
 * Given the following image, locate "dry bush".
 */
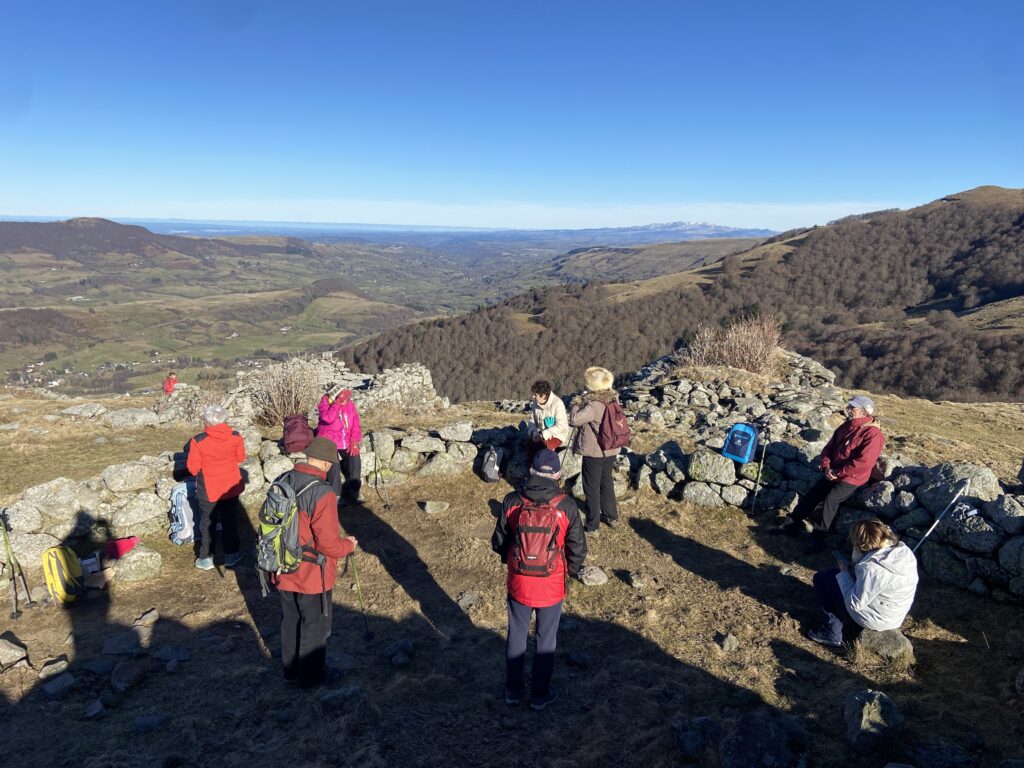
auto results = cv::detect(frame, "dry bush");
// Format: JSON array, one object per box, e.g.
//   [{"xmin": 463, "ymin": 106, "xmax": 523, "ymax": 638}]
[
  {"xmin": 246, "ymin": 358, "xmax": 322, "ymax": 428},
  {"xmin": 681, "ymin": 314, "xmax": 782, "ymax": 375}
]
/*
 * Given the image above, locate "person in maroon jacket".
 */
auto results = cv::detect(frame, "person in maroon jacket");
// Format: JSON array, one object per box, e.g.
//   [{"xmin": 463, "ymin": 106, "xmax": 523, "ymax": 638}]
[
  {"xmin": 186, "ymin": 405, "xmax": 246, "ymax": 570},
  {"xmin": 492, "ymin": 449, "xmax": 587, "ymax": 710},
  {"xmin": 775, "ymin": 396, "xmax": 885, "ymax": 551},
  {"xmin": 271, "ymin": 437, "xmax": 358, "ymax": 688}
]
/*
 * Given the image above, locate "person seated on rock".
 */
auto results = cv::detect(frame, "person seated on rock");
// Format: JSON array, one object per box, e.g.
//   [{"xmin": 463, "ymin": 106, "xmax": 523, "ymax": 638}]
[
  {"xmin": 527, "ymin": 379, "xmax": 569, "ymax": 460},
  {"xmin": 568, "ymin": 366, "xmax": 622, "ymax": 533},
  {"xmin": 163, "ymin": 371, "xmax": 179, "ymax": 395},
  {"xmin": 271, "ymin": 437, "xmax": 358, "ymax": 688},
  {"xmin": 491, "ymin": 448, "xmax": 586, "ymax": 710},
  {"xmin": 316, "ymin": 383, "xmax": 363, "ymax": 504},
  {"xmin": 774, "ymin": 395, "xmax": 884, "ymax": 552},
  {"xmin": 186, "ymin": 405, "xmax": 246, "ymax": 571},
  {"xmin": 807, "ymin": 518, "xmax": 918, "ymax": 647}
]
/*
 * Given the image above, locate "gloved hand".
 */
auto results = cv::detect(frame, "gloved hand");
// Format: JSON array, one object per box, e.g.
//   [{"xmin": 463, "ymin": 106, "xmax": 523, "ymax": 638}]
[
  {"xmin": 544, "ymin": 437, "xmax": 562, "ymax": 451},
  {"xmin": 543, "ymin": 415, "xmax": 556, "ymax": 429}
]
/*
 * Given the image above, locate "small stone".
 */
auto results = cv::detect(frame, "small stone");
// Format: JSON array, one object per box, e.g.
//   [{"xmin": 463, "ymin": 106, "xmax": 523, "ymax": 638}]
[
  {"xmin": 103, "ymin": 625, "xmax": 151, "ymax": 655},
  {"xmin": 320, "ymin": 684, "xmax": 363, "ymax": 713},
  {"xmin": 717, "ymin": 633, "xmax": 741, "ymax": 653},
  {"xmin": 844, "ymin": 689, "xmax": 904, "ymax": 752},
  {"xmin": 0, "ymin": 636, "xmax": 28, "ymax": 669},
  {"xmin": 420, "ymin": 500, "xmax": 450, "ymax": 515},
  {"xmin": 134, "ymin": 608, "xmax": 159, "ymax": 627},
  {"xmin": 38, "ymin": 657, "xmax": 70, "ymax": 680},
  {"xmin": 456, "ymin": 591, "xmax": 483, "ymax": 613},
  {"xmin": 110, "ymin": 660, "xmax": 147, "ymax": 692},
  {"xmin": 43, "ymin": 672, "xmax": 76, "ymax": 700},
  {"xmin": 84, "ymin": 658, "xmax": 116, "ymax": 675},
  {"xmin": 84, "ymin": 700, "xmax": 107, "ymax": 720},
  {"xmin": 579, "ymin": 565, "xmax": 608, "ymax": 586},
  {"xmin": 133, "ymin": 713, "xmax": 169, "ymax": 734},
  {"xmin": 153, "ymin": 645, "xmax": 190, "ymax": 663},
  {"xmin": 626, "ymin": 571, "xmax": 647, "ymax": 589},
  {"xmin": 856, "ymin": 629, "xmax": 914, "ymax": 662}
]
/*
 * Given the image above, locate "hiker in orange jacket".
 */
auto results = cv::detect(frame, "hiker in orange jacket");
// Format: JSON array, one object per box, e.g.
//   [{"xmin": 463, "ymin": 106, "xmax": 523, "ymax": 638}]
[{"xmin": 186, "ymin": 405, "xmax": 246, "ymax": 570}]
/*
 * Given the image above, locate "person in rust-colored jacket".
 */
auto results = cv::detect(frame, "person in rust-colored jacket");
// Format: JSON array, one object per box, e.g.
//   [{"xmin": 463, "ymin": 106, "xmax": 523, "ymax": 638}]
[
  {"xmin": 776, "ymin": 396, "xmax": 885, "ymax": 551},
  {"xmin": 186, "ymin": 405, "xmax": 246, "ymax": 570},
  {"xmin": 271, "ymin": 437, "xmax": 357, "ymax": 688}
]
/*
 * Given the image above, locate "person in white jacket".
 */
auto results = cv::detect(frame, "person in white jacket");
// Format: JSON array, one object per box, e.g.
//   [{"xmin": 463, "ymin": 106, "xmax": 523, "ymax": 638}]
[
  {"xmin": 527, "ymin": 380, "xmax": 570, "ymax": 458},
  {"xmin": 807, "ymin": 518, "xmax": 919, "ymax": 647}
]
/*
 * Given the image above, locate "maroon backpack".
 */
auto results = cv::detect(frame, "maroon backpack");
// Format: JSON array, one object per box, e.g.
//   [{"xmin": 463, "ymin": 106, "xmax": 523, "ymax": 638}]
[
  {"xmin": 597, "ymin": 399, "xmax": 631, "ymax": 450},
  {"xmin": 510, "ymin": 493, "xmax": 567, "ymax": 578},
  {"xmin": 282, "ymin": 414, "xmax": 314, "ymax": 454}
]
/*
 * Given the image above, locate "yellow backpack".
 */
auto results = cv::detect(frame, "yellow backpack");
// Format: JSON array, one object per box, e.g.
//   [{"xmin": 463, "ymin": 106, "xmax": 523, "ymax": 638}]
[{"xmin": 42, "ymin": 546, "xmax": 84, "ymax": 604}]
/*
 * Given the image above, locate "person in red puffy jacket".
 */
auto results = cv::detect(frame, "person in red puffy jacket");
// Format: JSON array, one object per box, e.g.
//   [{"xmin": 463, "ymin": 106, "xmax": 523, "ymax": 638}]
[
  {"xmin": 186, "ymin": 405, "xmax": 246, "ymax": 570},
  {"xmin": 775, "ymin": 395, "xmax": 885, "ymax": 552},
  {"xmin": 491, "ymin": 449, "xmax": 586, "ymax": 710}
]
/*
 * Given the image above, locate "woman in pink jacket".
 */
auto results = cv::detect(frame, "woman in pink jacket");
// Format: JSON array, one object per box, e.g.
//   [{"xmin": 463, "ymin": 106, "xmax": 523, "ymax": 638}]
[{"xmin": 316, "ymin": 384, "xmax": 363, "ymax": 503}]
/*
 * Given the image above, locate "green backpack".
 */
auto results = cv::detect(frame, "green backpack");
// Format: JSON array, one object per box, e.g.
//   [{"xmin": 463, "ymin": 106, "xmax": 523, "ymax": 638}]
[{"xmin": 256, "ymin": 472, "xmax": 329, "ymax": 597}]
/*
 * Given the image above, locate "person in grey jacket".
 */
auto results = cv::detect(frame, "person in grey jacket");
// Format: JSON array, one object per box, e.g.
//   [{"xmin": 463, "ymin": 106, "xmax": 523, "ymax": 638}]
[
  {"xmin": 568, "ymin": 366, "xmax": 621, "ymax": 533},
  {"xmin": 807, "ymin": 518, "xmax": 919, "ymax": 646}
]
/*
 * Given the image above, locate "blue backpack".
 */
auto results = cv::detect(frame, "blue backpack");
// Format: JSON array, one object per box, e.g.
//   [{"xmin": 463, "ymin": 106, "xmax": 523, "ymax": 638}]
[
  {"xmin": 722, "ymin": 423, "xmax": 759, "ymax": 464},
  {"xmin": 168, "ymin": 479, "xmax": 201, "ymax": 545}
]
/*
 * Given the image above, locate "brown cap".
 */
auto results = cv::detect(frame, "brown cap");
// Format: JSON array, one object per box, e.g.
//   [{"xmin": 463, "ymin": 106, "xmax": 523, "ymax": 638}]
[{"xmin": 305, "ymin": 437, "xmax": 338, "ymax": 463}]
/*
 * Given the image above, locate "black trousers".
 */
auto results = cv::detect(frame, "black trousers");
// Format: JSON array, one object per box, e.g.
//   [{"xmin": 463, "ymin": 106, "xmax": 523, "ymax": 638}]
[
  {"xmin": 582, "ymin": 455, "xmax": 617, "ymax": 530},
  {"xmin": 791, "ymin": 476, "xmax": 859, "ymax": 532},
  {"xmin": 280, "ymin": 588, "xmax": 333, "ymax": 687},
  {"xmin": 813, "ymin": 568, "xmax": 861, "ymax": 643},
  {"xmin": 195, "ymin": 489, "xmax": 241, "ymax": 560},
  {"xmin": 506, "ymin": 597, "xmax": 562, "ymax": 698},
  {"xmin": 338, "ymin": 450, "xmax": 362, "ymax": 501}
]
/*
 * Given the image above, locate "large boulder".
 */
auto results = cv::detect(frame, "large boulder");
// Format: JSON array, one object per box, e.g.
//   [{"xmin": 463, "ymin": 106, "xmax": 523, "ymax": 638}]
[
  {"xmin": 843, "ymin": 689, "xmax": 904, "ymax": 753},
  {"xmin": 241, "ymin": 457, "xmax": 265, "ymax": 489},
  {"xmin": 113, "ymin": 544, "xmax": 163, "ymax": 582},
  {"xmin": 389, "ymin": 449, "xmax": 421, "ymax": 474},
  {"xmin": 855, "ymin": 629, "xmax": 915, "ymax": 662},
  {"xmin": 262, "ymin": 455, "xmax": 294, "ymax": 483},
  {"xmin": 416, "ymin": 452, "xmax": 462, "ymax": 477},
  {"xmin": 940, "ymin": 505, "xmax": 1006, "ymax": 554},
  {"xmin": 438, "ymin": 421, "xmax": 473, "ymax": 442},
  {"xmin": 985, "ymin": 495, "xmax": 1024, "ymax": 535},
  {"xmin": 916, "ymin": 463, "xmax": 1002, "ymax": 513},
  {"xmin": 3, "ymin": 501, "xmax": 43, "ymax": 533},
  {"xmin": 104, "ymin": 409, "xmax": 160, "ymax": 429},
  {"xmin": 998, "ymin": 537, "xmax": 1024, "ymax": 576},
  {"xmin": 102, "ymin": 462, "xmax": 159, "ymax": 494},
  {"xmin": 721, "ymin": 484, "xmax": 750, "ymax": 508},
  {"xmin": 858, "ymin": 482, "xmax": 897, "ymax": 519},
  {"xmin": 687, "ymin": 450, "xmax": 737, "ymax": 486},
  {"xmin": 111, "ymin": 493, "xmax": 166, "ymax": 536},
  {"xmin": 682, "ymin": 482, "xmax": 725, "ymax": 508},
  {"xmin": 60, "ymin": 402, "xmax": 108, "ymax": 419},
  {"xmin": 446, "ymin": 442, "xmax": 477, "ymax": 464},
  {"xmin": 400, "ymin": 435, "xmax": 445, "ymax": 454},
  {"xmin": 369, "ymin": 431, "xmax": 396, "ymax": 463},
  {"xmin": 920, "ymin": 542, "xmax": 972, "ymax": 589},
  {"xmin": 22, "ymin": 478, "xmax": 82, "ymax": 519},
  {"xmin": 9, "ymin": 532, "xmax": 60, "ymax": 564}
]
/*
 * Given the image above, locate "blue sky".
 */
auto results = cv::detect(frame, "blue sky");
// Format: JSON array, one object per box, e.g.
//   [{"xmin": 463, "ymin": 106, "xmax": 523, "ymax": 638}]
[{"xmin": 1, "ymin": 1, "xmax": 1021, "ymax": 230}]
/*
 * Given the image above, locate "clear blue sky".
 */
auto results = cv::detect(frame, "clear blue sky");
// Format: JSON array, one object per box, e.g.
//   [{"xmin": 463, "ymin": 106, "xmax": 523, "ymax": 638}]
[{"xmin": 1, "ymin": 1, "xmax": 1021, "ymax": 229}]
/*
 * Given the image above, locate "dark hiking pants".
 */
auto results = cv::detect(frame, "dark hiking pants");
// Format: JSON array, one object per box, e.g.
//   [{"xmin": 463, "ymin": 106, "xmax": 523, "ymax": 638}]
[
  {"xmin": 582, "ymin": 455, "xmax": 617, "ymax": 531},
  {"xmin": 327, "ymin": 451, "xmax": 362, "ymax": 503},
  {"xmin": 791, "ymin": 476, "xmax": 858, "ymax": 532},
  {"xmin": 812, "ymin": 569, "xmax": 860, "ymax": 644},
  {"xmin": 280, "ymin": 588, "xmax": 333, "ymax": 687},
  {"xmin": 195, "ymin": 490, "xmax": 241, "ymax": 560},
  {"xmin": 506, "ymin": 597, "xmax": 562, "ymax": 699}
]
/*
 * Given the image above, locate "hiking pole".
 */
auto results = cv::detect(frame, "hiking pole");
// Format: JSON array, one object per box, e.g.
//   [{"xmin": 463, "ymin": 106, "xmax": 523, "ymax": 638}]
[
  {"xmin": 0, "ymin": 509, "xmax": 34, "ymax": 619},
  {"xmin": 749, "ymin": 430, "xmax": 765, "ymax": 516},
  {"xmin": 912, "ymin": 479, "xmax": 971, "ymax": 555},
  {"xmin": 349, "ymin": 554, "xmax": 374, "ymax": 641},
  {"xmin": 372, "ymin": 449, "xmax": 392, "ymax": 511}
]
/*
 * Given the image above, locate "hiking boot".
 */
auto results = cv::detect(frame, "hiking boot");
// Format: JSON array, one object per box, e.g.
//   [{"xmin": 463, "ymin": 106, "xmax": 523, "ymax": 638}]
[
  {"xmin": 584, "ymin": 528, "xmax": 600, "ymax": 538},
  {"xmin": 601, "ymin": 516, "xmax": 620, "ymax": 529},
  {"xmin": 224, "ymin": 551, "xmax": 244, "ymax": 568},
  {"xmin": 505, "ymin": 688, "xmax": 522, "ymax": 706},
  {"xmin": 806, "ymin": 625, "xmax": 843, "ymax": 648},
  {"xmin": 530, "ymin": 686, "xmax": 559, "ymax": 711},
  {"xmin": 194, "ymin": 557, "xmax": 215, "ymax": 571}
]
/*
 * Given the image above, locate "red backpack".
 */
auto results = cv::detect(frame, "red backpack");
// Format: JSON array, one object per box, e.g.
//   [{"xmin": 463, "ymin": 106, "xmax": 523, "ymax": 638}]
[
  {"xmin": 597, "ymin": 399, "xmax": 631, "ymax": 450},
  {"xmin": 510, "ymin": 493, "xmax": 567, "ymax": 578},
  {"xmin": 282, "ymin": 414, "xmax": 315, "ymax": 454}
]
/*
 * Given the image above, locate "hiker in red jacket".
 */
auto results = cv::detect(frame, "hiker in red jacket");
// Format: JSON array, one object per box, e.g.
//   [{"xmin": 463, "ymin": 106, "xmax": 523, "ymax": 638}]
[
  {"xmin": 272, "ymin": 437, "xmax": 358, "ymax": 688},
  {"xmin": 492, "ymin": 449, "xmax": 587, "ymax": 710},
  {"xmin": 162, "ymin": 371, "xmax": 178, "ymax": 395},
  {"xmin": 316, "ymin": 384, "xmax": 363, "ymax": 503},
  {"xmin": 775, "ymin": 396, "xmax": 885, "ymax": 552},
  {"xmin": 186, "ymin": 405, "xmax": 246, "ymax": 570}
]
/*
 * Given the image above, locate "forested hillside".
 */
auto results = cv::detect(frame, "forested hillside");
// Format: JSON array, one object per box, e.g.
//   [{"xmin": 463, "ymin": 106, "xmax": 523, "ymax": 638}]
[{"xmin": 347, "ymin": 187, "xmax": 1024, "ymax": 402}]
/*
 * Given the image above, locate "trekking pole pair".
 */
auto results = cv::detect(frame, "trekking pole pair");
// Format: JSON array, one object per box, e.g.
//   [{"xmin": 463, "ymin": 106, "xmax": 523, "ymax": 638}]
[{"xmin": 1, "ymin": 508, "xmax": 34, "ymax": 619}]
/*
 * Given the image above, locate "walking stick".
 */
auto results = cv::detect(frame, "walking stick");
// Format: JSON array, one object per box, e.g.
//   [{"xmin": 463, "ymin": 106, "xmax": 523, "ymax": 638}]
[
  {"xmin": 372, "ymin": 447, "xmax": 392, "ymax": 511},
  {"xmin": 912, "ymin": 479, "xmax": 971, "ymax": 554},
  {"xmin": 349, "ymin": 554, "xmax": 374, "ymax": 641},
  {"xmin": 1, "ymin": 508, "xmax": 35, "ymax": 619},
  {"xmin": 748, "ymin": 428, "xmax": 765, "ymax": 515}
]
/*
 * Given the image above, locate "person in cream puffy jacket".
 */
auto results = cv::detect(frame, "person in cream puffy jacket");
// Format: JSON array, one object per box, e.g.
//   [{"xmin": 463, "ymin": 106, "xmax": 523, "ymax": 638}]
[{"xmin": 807, "ymin": 518, "xmax": 919, "ymax": 646}]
